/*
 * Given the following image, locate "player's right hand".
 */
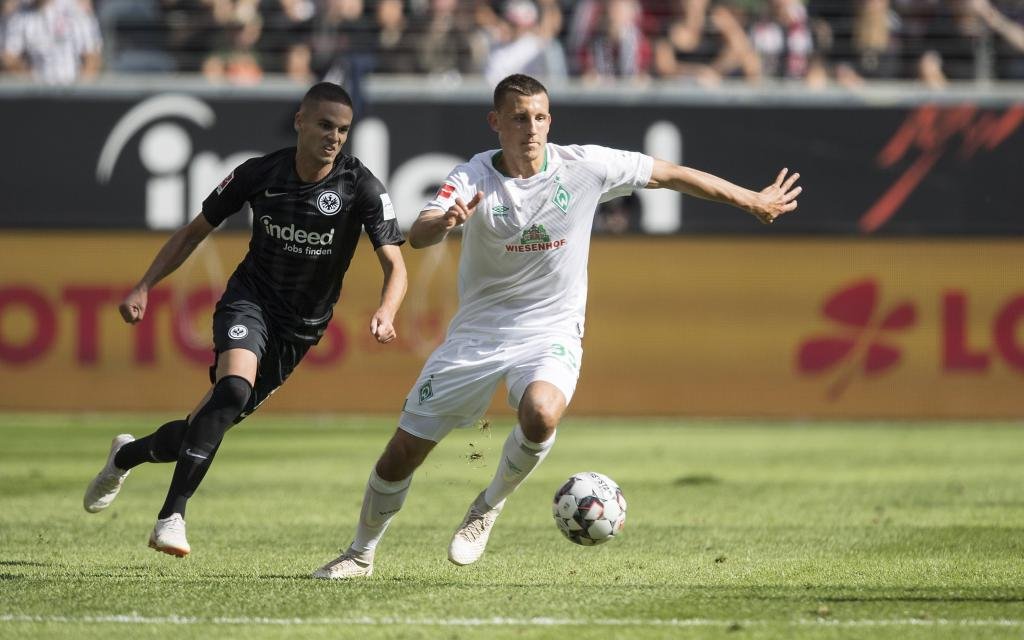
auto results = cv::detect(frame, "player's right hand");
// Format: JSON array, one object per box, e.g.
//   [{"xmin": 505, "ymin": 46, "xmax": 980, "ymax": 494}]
[
  {"xmin": 119, "ymin": 287, "xmax": 148, "ymax": 324},
  {"xmin": 443, "ymin": 192, "xmax": 483, "ymax": 230}
]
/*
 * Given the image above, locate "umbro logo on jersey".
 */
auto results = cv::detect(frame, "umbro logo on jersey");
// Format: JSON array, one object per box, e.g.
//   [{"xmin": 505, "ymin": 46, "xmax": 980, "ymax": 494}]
[
  {"xmin": 317, "ymin": 191, "xmax": 341, "ymax": 215},
  {"xmin": 264, "ymin": 189, "xmax": 287, "ymax": 198},
  {"xmin": 492, "ymin": 205, "xmax": 510, "ymax": 216},
  {"xmin": 228, "ymin": 325, "xmax": 248, "ymax": 340}
]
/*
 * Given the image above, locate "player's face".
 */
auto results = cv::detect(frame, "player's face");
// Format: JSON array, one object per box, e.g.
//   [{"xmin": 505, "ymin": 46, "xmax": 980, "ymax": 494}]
[
  {"xmin": 489, "ymin": 92, "xmax": 551, "ymax": 165},
  {"xmin": 295, "ymin": 100, "xmax": 353, "ymax": 166}
]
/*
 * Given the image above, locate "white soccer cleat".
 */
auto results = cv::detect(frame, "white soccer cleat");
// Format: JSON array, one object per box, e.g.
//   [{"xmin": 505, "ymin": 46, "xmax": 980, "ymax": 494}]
[
  {"xmin": 448, "ymin": 491, "xmax": 504, "ymax": 566},
  {"xmin": 83, "ymin": 434, "xmax": 135, "ymax": 513},
  {"xmin": 311, "ymin": 548, "xmax": 374, "ymax": 579},
  {"xmin": 148, "ymin": 514, "xmax": 191, "ymax": 557}
]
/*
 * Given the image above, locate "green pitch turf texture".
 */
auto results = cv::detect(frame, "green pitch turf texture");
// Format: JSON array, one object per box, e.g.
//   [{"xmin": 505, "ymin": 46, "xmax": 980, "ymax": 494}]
[{"xmin": 0, "ymin": 414, "xmax": 1022, "ymax": 640}]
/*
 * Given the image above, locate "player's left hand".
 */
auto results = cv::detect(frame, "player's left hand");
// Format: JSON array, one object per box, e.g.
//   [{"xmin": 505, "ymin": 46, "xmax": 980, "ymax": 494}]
[
  {"xmin": 370, "ymin": 310, "xmax": 397, "ymax": 344},
  {"xmin": 751, "ymin": 168, "xmax": 801, "ymax": 224}
]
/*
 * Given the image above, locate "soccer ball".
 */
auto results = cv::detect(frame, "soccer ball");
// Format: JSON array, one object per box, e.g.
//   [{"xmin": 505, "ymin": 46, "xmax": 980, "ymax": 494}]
[{"xmin": 552, "ymin": 471, "xmax": 627, "ymax": 546}]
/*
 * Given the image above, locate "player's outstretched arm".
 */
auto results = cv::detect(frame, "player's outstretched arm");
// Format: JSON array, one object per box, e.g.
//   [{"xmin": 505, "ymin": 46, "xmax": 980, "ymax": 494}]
[
  {"xmin": 408, "ymin": 192, "xmax": 484, "ymax": 248},
  {"xmin": 647, "ymin": 159, "xmax": 801, "ymax": 224},
  {"xmin": 119, "ymin": 214, "xmax": 215, "ymax": 324},
  {"xmin": 370, "ymin": 244, "xmax": 408, "ymax": 344}
]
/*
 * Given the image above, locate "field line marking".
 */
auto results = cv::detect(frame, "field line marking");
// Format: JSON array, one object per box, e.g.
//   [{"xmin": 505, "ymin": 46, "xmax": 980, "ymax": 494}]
[{"xmin": 2, "ymin": 614, "xmax": 1023, "ymax": 627}]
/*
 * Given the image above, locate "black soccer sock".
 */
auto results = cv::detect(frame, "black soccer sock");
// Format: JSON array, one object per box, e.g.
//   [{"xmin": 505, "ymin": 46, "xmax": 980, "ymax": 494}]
[
  {"xmin": 157, "ymin": 376, "xmax": 252, "ymax": 520},
  {"xmin": 113, "ymin": 419, "xmax": 188, "ymax": 470}
]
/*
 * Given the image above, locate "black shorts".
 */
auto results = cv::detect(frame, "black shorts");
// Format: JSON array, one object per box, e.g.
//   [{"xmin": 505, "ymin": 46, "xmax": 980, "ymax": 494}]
[{"xmin": 211, "ymin": 296, "xmax": 311, "ymax": 424}]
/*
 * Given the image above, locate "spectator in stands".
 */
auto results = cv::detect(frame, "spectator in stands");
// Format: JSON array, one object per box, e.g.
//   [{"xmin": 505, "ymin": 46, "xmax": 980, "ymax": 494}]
[
  {"xmin": 656, "ymin": 0, "xmax": 763, "ymax": 83},
  {"xmin": 161, "ymin": 0, "xmax": 217, "ymax": 72},
  {"xmin": 896, "ymin": 0, "xmax": 978, "ymax": 81},
  {"xmin": 833, "ymin": 0, "xmax": 902, "ymax": 86},
  {"xmin": 481, "ymin": 0, "xmax": 567, "ymax": 85},
  {"xmin": 374, "ymin": 0, "xmax": 418, "ymax": 74},
  {"xmin": 198, "ymin": 0, "xmax": 264, "ymax": 83},
  {"xmin": 970, "ymin": 0, "xmax": 1024, "ymax": 78},
  {"xmin": 564, "ymin": 0, "xmax": 601, "ymax": 76},
  {"xmin": 578, "ymin": 0, "xmax": 652, "ymax": 82},
  {"xmin": 916, "ymin": 47, "xmax": 947, "ymax": 86},
  {"xmin": 749, "ymin": 0, "xmax": 816, "ymax": 80},
  {"xmin": 96, "ymin": 0, "xmax": 176, "ymax": 73},
  {"xmin": 310, "ymin": 0, "xmax": 376, "ymax": 82},
  {"xmin": 415, "ymin": 0, "xmax": 481, "ymax": 76},
  {"xmin": 1, "ymin": 0, "xmax": 102, "ymax": 84},
  {"xmin": 284, "ymin": 40, "xmax": 316, "ymax": 82},
  {"xmin": 201, "ymin": 16, "xmax": 264, "ymax": 84},
  {"xmin": 259, "ymin": 0, "xmax": 316, "ymax": 75}
]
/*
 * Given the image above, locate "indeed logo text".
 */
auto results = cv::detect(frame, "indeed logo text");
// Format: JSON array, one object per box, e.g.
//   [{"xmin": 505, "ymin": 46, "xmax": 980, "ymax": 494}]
[
  {"xmin": 260, "ymin": 215, "xmax": 335, "ymax": 257},
  {"xmin": 260, "ymin": 216, "xmax": 335, "ymax": 245}
]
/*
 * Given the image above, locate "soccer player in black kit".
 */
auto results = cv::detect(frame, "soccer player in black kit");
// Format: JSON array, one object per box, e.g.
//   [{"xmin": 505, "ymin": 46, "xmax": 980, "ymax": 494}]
[{"xmin": 82, "ymin": 82, "xmax": 407, "ymax": 557}]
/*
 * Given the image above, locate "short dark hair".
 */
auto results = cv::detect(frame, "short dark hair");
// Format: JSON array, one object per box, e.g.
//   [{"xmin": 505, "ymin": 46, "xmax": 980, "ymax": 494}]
[
  {"xmin": 301, "ymin": 82, "xmax": 354, "ymax": 111},
  {"xmin": 493, "ymin": 74, "xmax": 548, "ymax": 109}
]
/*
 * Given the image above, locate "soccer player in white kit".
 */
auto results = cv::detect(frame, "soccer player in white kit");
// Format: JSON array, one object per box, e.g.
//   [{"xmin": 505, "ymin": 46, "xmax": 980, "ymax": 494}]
[{"xmin": 313, "ymin": 74, "xmax": 802, "ymax": 578}]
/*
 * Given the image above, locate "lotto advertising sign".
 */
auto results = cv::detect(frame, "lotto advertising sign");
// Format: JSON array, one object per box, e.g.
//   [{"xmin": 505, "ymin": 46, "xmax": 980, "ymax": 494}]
[
  {"xmin": 581, "ymin": 238, "xmax": 1024, "ymax": 418},
  {"xmin": 0, "ymin": 234, "xmax": 1021, "ymax": 418}
]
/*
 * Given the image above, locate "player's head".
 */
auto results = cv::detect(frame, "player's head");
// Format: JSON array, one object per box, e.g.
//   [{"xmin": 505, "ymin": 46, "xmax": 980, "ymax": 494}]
[
  {"xmin": 294, "ymin": 82, "xmax": 354, "ymax": 168},
  {"xmin": 492, "ymin": 73, "xmax": 548, "ymax": 111},
  {"xmin": 489, "ymin": 74, "xmax": 551, "ymax": 165}
]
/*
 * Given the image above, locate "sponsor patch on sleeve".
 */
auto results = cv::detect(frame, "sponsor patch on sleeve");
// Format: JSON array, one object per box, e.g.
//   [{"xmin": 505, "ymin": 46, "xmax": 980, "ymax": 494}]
[
  {"xmin": 215, "ymin": 170, "xmax": 235, "ymax": 195},
  {"xmin": 380, "ymin": 193, "xmax": 396, "ymax": 220},
  {"xmin": 436, "ymin": 183, "xmax": 455, "ymax": 200}
]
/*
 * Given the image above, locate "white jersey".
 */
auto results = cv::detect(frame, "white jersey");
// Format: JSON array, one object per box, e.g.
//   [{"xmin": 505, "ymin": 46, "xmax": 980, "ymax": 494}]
[{"xmin": 423, "ymin": 143, "xmax": 653, "ymax": 340}]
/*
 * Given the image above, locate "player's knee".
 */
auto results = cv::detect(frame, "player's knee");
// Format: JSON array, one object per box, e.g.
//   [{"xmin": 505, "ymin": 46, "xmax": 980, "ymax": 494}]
[
  {"xmin": 150, "ymin": 419, "xmax": 187, "ymax": 462},
  {"xmin": 184, "ymin": 375, "xmax": 253, "ymax": 452},
  {"xmin": 519, "ymin": 404, "xmax": 560, "ymax": 441},
  {"xmin": 215, "ymin": 375, "xmax": 253, "ymax": 413}
]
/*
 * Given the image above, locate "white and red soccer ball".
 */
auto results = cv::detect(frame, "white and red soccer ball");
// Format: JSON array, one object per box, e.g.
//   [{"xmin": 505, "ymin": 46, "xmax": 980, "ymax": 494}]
[{"xmin": 552, "ymin": 471, "xmax": 627, "ymax": 546}]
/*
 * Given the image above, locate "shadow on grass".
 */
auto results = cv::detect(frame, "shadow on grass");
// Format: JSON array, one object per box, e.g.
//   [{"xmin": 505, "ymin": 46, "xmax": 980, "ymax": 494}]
[
  {"xmin": 673, "ymin": 474, "xmax": 721, "ymax": 486},
  {"xmin": 0, "ymin": 560, "xmax": 49, "ymax": 567}
]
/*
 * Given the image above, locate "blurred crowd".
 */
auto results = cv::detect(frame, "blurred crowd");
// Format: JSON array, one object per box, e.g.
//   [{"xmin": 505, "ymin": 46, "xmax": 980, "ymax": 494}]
[{"xmin": 2, "ymin": 0, "xmax": 1024, "ymax": 87}]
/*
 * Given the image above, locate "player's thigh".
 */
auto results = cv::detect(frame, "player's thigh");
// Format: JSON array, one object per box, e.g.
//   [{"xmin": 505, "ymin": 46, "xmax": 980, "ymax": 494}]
[
  {"xmin": 210, "ymin": 297, "xmax": 270, "ymax": 384},
  {"xmin": 232, "ymin": 336, "xmax": 311, "ymax": 425},
  {"xmin": 188, "ymin": 300, "xmax": 270, "ymax": 420},
  {"xmin": 398, "ymin": 339, "xmax": 506, "ymax": 442},
  {"xmin": 505, "ymin": 336, "xmax": 583, "ymax": 415}
]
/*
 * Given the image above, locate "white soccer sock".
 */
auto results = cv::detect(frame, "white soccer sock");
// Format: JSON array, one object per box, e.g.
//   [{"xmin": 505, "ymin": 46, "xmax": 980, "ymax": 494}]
[
  {"xmin": 483, "ymin": 424, "xmax": 555, "ymax": 508},
  {"xmin": 350, "ymin": 469, "xmax": 412, "ymax": 555}
]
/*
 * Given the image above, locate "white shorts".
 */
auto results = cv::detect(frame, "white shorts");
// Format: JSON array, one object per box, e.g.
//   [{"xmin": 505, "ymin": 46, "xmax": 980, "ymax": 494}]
[{"xmin": 399, "ymin": 334, "xmax": 583, "ymax": 442}]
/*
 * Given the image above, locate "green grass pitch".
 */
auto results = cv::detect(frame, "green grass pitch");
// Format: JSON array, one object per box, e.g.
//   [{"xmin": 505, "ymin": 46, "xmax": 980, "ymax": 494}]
[{"xmin": 1, "ymin": 414, "xmax": 1022, "ymax": 639}]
